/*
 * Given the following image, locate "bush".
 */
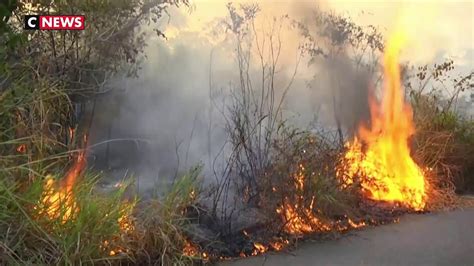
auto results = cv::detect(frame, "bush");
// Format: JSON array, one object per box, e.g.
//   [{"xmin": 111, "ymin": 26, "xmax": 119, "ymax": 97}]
[
  {"xmin": 258, "ymin": 127, "xmax": 363, "ymax": 235},
  {"xmin": 410, "ymin": 62, "xmax": 474, "ymax": 200}
]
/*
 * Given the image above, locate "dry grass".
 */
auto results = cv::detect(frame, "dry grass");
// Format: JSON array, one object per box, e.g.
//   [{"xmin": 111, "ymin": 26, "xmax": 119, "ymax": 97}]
[
  {"xmin": 123, "ymin": 167, "xmax": 204, "ymax": 265},
  {"xmin": 255, "ymin": 127, "xmax": 364, "ymax": 237},
  {"xmin": 412, "ymin": 84, "xmax": 474, "ymax": 210}
]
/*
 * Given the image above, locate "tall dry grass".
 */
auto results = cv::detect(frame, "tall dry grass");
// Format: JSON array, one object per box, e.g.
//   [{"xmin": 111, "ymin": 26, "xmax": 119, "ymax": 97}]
[{"xmin": 410, "ymin": 62, "xmax": 474, "ymax": 208}]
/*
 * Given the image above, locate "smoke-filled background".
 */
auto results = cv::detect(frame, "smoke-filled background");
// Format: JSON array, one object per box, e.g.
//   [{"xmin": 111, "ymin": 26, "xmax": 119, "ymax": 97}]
[{"xmin": 87, "ymin": 0, "xmax": 473, "ymax": 193}]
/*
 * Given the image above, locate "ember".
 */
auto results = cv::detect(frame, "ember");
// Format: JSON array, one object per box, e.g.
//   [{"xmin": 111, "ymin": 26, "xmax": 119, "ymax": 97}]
[
  {"xmin": 276, "ymin": 164, "xmax": 333, "ymax": 234},
  {"xmin": 68, "ymin": 127, "xmax": 75, "ymax": 142},
  {"xmin": 269, "ymin": 238, "xmax": 289, "ymax": 251},
  {"xmin": 103, "ymin": 203, "xmax": 135, "ymax": 257},
  {"xmin": 182, "ymin": 239, "xmax": 200, "ymax": 257},
  {"xmin": 118, "ymin": 207, "xmax": 135, "ymax": 233},
  {"xmin": 276, "ymin": 200, "xmax": 332, "ymax": 234},
  {"xmin": 16, "ymin": 144, "xmax": 26, "ymax": 153},
  {"xmin": 252, "ymin": 242, "xmax": 267, "ymax": 255}
]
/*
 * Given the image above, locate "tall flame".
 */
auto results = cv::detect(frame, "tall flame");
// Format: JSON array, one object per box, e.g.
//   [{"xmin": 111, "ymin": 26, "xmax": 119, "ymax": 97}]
[
  {"xmin": 38, "ymin": 135, "xmax": 87, "ymax": 223},
  {"xmin": 338, "ymin": 28, "xmax": 426, "ymax": 210}
]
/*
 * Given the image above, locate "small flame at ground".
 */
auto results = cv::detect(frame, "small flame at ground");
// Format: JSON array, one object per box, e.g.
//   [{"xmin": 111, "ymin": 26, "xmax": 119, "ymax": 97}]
[
  {"xmin": 38, "ymin": 175, "xmax": 78, "ymax": 223},
  {"xmin": 276, "ymin": 164, "xmax": 332, "ymax": 234},
  {"xmin": 118, "ymin": 210, "xmax": 135, "ymax": 233},
  {"xmin": 183, "ymin": 239, "xmax": 200, "ymax": 257},
  {"xmin": 275, "ymin": 162, "xmax": 368, "ymax": 237},
  {"xmin": 276, "ymin": 200, "xmax": 332, "ymax": 234},
  {"xmin": 68, "ymin": 127, "xmax": 75, "ymax": 142},
  {"xmin": 269, "ymin": 238, "xmax": 289, "ymax": 251},
  {"xmin": 37, "ymin": 134, "xmax": 87, "ymax": 223},
  {"xmin": 103, "ymin": 201, "xmax": 136, "ymax": 257},
  {"xmin": 16, "ymin": 144, "xmax": 26, "ymax": 153},
  {"xmin": 251, "ymin": 242, "xmax": 268, "ymax": 256}
]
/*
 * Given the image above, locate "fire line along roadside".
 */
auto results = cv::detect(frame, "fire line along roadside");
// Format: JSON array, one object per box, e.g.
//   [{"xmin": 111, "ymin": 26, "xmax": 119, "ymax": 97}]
[{"xmin": 24, "ymin": 15, "xmax": 85, "ymax": 30}]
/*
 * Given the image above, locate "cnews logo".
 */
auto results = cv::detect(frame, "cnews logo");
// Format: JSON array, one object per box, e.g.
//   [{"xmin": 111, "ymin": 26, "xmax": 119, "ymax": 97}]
[{"xmin": 24, "ymin": 15, "xmax": 85, "ymax": 30}]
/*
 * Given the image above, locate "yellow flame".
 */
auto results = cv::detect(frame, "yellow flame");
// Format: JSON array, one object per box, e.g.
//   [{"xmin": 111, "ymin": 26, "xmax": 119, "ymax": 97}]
[
  {"xmin": 38, "ymin": 175, "xmax": 78, "ymax": 223},
  {"xmin": 37, "ymin": 135, "xmax": 87, "ymax": 223},
  {"xmin": 182, "ymin": 239, "xmax": 200, "ymax": 257},
  {"xmin": 16, "ymin": 144, "xmax": 26, "ymax": 153},
  {"xmin": 337, "ymin": 24, "xmax": 426, "ymax": 211}
]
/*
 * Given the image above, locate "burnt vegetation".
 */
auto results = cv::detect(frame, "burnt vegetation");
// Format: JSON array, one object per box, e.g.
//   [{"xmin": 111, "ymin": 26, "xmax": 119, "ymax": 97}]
[{"xmin": 0, "ymin": 1, "xmax": 473, "ymax": 265}]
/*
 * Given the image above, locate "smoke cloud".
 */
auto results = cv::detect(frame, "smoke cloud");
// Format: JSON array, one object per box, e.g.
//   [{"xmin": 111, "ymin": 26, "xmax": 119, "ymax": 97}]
[{"xmin": 87, "ymin": 1, "xmax": 387, "ymax": 194}]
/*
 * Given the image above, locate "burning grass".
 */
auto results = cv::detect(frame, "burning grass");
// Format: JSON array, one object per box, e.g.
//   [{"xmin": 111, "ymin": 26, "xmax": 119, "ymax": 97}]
[
  {"xmin": 1, "ymin": 3, "xmax": 472, "ymax": 264},
  {"xmin": 0, "ymin": 174, "xmax": 129, "ymax": 264},
  {"xmin": 196, "ymin": 128, "xmax": 372, "ymax": 259},
  {"xmin": 0, "ymin": 166, "xmax": 204, "ymax": 265},
  {"xmin": 205, "ymin": 25, "xmax": 470, "ymax": 262},
  {"xmin": 264, "ymin": 130, "xmax": 363, "ymax": 234},
  {"xmin": 1, "ymin": 73, "xmax": 470, "ymax": 266}
]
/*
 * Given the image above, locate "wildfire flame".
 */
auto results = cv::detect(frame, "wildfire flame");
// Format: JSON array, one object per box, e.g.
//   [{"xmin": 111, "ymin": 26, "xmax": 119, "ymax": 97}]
[
  {"xmin": 102, "ymin": 202, "xmax": 136, "ymax": 257},
  {"xmin": 276, "ymin": 164, "xmax": 332, "ymax": 234},
  {"xmin": 39, "ymin": 175, "xmax": 77, "ymax": 222},
  {"xmin": 269, "ymin": 238, "xmax": 289, "ymax": 251},
  {"xmin": 337, "ymin": 29, "xmax": 426, "ymax": 210},
  {"xmin": 38, "ymin": 135, "xmax": 87, "ymax": 223},
  {"xmin": 251, "ymin": 242, "xmax": 268, "ymax": 256},
  {"xmin": 276, "ymin": 199, "xmax": 332, "ymax": 234},
  {"xmin": 183, "ymin": 239, "xmax": 200, "ymax": 257},
  {"xmin": 16, "ymin": 144, "xmax": 26, "ymax": 153},
  {"xmin": 68, "ymin": 127, "xmax": 75, "ymax": 142}
]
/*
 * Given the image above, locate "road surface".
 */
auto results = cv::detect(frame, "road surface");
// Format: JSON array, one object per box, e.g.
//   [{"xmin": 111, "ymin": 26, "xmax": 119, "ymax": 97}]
[{"xmin": 223, "ymin": 207, "xmax": 474, "ymax": 266}]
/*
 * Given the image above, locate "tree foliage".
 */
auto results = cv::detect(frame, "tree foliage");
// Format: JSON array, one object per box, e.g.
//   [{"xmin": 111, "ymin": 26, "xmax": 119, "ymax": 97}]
[{"xmin": 0, "ymin": 0, "xmax": 188, "ymax": 178}]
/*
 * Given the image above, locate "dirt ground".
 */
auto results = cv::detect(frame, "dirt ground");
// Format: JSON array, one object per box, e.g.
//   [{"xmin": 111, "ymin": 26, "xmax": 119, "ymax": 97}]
[{"xmin": 223, "ymin": 207, "xmax": 474, "ymax": 266}]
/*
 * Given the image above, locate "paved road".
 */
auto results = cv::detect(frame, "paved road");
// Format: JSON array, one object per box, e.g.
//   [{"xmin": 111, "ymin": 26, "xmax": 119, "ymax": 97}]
[{"xmin": 224, "ymin": 208, "xmax": 474, "ymax": 266}]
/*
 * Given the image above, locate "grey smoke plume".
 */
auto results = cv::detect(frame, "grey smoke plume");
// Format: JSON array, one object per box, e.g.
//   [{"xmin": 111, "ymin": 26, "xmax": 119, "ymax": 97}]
[{"xmin": 87, "ymin": 2, "xmax": 376, "ymax": 193}]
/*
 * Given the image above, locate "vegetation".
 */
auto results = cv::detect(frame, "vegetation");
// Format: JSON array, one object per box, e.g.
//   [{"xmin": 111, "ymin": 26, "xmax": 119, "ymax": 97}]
[
  {"xmin": 0, "ymin": 174, "xmax": 127, "ymax": 264},
  {"xmin": 207, "ymin": 4, "xmax": 472, "ymax": 252},
  {"xmin": 126, "ymin": 166, "xmax": 203, "ymax": 265},
  {"xmin": 0, "ymin": 1, "xmax": 472, "ymax": 264},
  {"xmin": 409, "ymin": 61, "xmax": 474, "ymax": 198},
  {"xmin": 0, "ymin": 169, "xmax": 202, "ymax": 264},
  {"xmin": 0, "ymin": 1, "xmax": 200, "ymax": 265}
]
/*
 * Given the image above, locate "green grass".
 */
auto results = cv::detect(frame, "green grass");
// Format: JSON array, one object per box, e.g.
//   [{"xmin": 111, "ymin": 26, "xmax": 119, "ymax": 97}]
[
  {"xmin": 127, "ymin": 166, "xmax": 203, "ymax": 265},
  {"xmin": 0, "ymin": 173, "xmax": 128, "ymax": 264},
  {"xmin": 0, "ymin": 167, "xmax": 203, "ymax": 265}
]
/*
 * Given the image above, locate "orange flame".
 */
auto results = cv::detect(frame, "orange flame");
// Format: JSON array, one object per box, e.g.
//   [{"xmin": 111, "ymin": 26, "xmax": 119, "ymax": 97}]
[
  {"xmin": 103, "ymin": 202, "xmax": 136, "ymax": 257},
  {"xmin": 38, "ymin": 135, "xmax": 87, "ymax": 223},
  {"xmin": 68, "ymin": 127, "xmax": 75, "ymax": 141},
  {"xmin": 39, "ymin": 175, "xmax": 78, "ymax": 223},
  {"xmin": 63, "ymin": 148, "xmax": 86, "ymax": 191},
  {"xmin": 251, "ymin": 242, "xmax": 268, "ymax": 256},
  {"xmin": 269, "ymin": 238, "xmax": 289, "ymax": 251},
  {"xmin": 276, "ymin": 164, "xmax": 332, "ymax": 234},
  {"xmin": 16, "ymin": 144, "xmax": 26, "ymax": 153},
  {"xmin": 337, "ymin": 29, "xmax": 426, "ymax": 210},
  {"xmin": 183, "ymin": 239, "xmax": 200, "ymax": 257}
]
